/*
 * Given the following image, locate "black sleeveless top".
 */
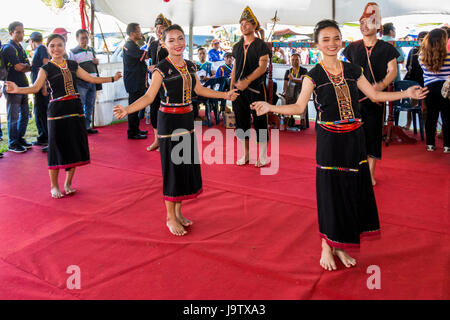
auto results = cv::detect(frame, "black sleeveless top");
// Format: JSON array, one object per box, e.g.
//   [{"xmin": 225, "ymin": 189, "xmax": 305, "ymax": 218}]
[
  {"xmin": 154, "ymin": 58, "xmax": 197, "ymax": 106},
  {"xmin": 304, "ymin": 62, "xmax": 363, "ymax": 122},
  {"xmin": 42, "ymin": 60, "xmax": 79, "ymax": 100}
]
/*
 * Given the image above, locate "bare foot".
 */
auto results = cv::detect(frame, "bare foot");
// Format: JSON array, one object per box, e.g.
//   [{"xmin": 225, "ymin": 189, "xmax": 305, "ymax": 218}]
[
  {"xmin": 146, "ymin": 141, "xmax": 159, "ymax": 151},
  {"xmin": 64, "ymin": 184, "xmax": 77, "ymax": 195},
  {"xmin": 166, "ymin": 218, "xmax": 187, "ymax": 236},
  {"xmin": 176, "ymin": 212, "xmax": 193, "ymax": 227},
  {"xmin": 334, "ymin": 249, "xmax": 356, "ymax": 268},
  {"xmin": 236, "ymin": 155, "xmax": 249, "ymax": 166},
  {"xmin": 51, "ymin": 186, "xmax": 64, "ymax": 199},
  {"xmin": 255, "ymin": 157, "xmax": 270, "ymax": 168},
  {"xmin": 320, "ymin": 239, "xmax": 337, "ymax": 271}
]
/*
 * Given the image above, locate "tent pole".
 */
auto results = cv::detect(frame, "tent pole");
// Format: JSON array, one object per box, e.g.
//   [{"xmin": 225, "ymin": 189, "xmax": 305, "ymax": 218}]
[
  {"xmin": 332, "ymin": 0, "xmax": 336, "ymax": 20},
  {"xmin": 90, "ymin": 0, "xmax": 95, "ymax": 47},
  {"xmin": 189, "ymin": 0, "xmax": 194, "ymax": 60},
  {"xmin": 91, "ymin": 0, "xmax": 96, "ymax": 129}
]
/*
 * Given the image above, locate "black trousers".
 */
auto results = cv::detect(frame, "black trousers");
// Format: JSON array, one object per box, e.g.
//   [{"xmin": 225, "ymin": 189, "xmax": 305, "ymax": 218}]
[
  {"xmin": 232, "ymin": 86, "xmax": 268, "ymax": 143},
  {"xmin": 127, "ymin": 89, "xmax": 146, "ymax": 137},
  {"xmin": 424, "ymin": 80, "xmax": 450, "ymax": 147},
  {"xmin": 34, "ymin": 91, "xmax": 49, "ymax": 143},
  {"xmin": 150, "ymin": 94, "xmax": 160, "ymax": 129},
  {"xmin": 360, "ymin": 98, "xmax": 384, "ymax": 159}
]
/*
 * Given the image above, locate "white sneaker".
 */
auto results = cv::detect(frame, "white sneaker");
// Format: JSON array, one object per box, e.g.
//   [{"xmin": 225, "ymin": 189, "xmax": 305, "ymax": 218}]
[
  {"xmin": 426, "ymin": 145, "xmax": 436, "ymax": 152},
  {"xmin": 444, "ymin": 147, "xmax": 450, "ymax": 154}
]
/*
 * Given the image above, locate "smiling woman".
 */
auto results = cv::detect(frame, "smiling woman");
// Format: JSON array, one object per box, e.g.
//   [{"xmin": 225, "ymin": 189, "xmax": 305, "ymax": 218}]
[{"xmin": 113, "ymin": 24, "xmax": 239, "ymax": 237}]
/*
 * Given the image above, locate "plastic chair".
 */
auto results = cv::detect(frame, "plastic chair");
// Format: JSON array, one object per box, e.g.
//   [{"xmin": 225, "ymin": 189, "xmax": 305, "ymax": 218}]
[
  {"xmin": 393, "ymin": 80, "xmax": 424, "ymax": 141},
  {"xmin": 201, "ymin": 77, "xmax": 229, "ymax": 127}
]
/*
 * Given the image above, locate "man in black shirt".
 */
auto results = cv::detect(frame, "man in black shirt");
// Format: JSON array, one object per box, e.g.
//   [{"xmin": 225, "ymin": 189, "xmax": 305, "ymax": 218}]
[
  {"xmin": 122, "ymin": 23, "xmax": 148, "ymax": 139},
  {"xmin": 231, "ymin": 6, "xmax": 271, "ymax": 167},
  {"xmin": 146, "ymin": 14, "xmax": 171, "ymax": 150},
  {"xmin": 342, "ymin": 3, "xmax": 399, "ymax": 186}
]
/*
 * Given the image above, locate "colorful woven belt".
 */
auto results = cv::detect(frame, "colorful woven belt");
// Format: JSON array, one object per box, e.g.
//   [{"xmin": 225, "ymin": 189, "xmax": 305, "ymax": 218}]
[
  {"xmin": 48, "ymin": 113, "xmax": 85, "ymax": 121},
  {"xmin": 50, "ymin": 94, "xmax": 80, "ymax": 103},
  {"xmin": 317, "ymin": 160, "xmax": 368, "ymax": 172},
  {"xmin": 318, "ymin": 118, "xmax": 363, "ymax": 133},
  {"xmin": 160, "ymin": 106, "xmax": 193, "ymax": 114}
]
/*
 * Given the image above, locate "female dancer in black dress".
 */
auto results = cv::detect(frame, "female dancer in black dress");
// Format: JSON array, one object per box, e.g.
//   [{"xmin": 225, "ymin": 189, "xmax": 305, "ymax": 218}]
[
  {"xmin": 114, "ymin": 25, "xmax": 238, "ymax": 236},
  {"xmin": 6, "ymin": 34, "xmax": 122, "ymax": 198},
  {"xmin": 252, "ymin": 20, "xmax": 427, "ymax": 271}
]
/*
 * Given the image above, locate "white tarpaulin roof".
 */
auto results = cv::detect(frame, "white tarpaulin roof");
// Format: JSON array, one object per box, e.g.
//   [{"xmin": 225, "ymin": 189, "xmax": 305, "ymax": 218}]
[{"xmin": 94, "ymin": 0, "xmax": 450, "ymax": 27}]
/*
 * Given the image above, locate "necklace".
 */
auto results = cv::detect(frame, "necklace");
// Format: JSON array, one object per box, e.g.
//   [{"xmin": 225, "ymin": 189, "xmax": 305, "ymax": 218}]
[
  {"xmin": 320, "ymin": 61, "xmax": 344, "ymax": 85},
  {"xmin": 50, "ymin": 59, "xmax": 67, "ymax": 69},
  {"xmin": 167, "ymin": 56, "xmax": 192, "ymax": 103}
]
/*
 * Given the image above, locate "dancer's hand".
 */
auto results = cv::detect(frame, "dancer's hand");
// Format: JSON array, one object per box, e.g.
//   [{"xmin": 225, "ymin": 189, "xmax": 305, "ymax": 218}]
[
  {"xmin": 5, "ymin": 81, "xmax": 19, "ymax": 94},
  {"xmin": 251, "ymin": 101, "xmax": 272, "ymax": 116},
  {"xmin": 113, "ymin": 72, "xmax": 122, "ymax": 82},
  {"xmin": 113, "ymin": 105, "xmax": 128, "ymax": 119},
  {"xmin": 408, "ymin": 86, "xmax": 428, "ymax": 100},
  {"xmin": 234, "ymin": 78, "xmax": 250, "ymax": 91},
  {"xmin": 225, "ymin": 89, "xmax": 239, "ymax": 101}
]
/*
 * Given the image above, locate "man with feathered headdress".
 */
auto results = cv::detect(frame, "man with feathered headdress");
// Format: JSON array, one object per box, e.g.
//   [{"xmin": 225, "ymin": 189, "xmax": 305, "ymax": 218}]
[
  {"xmin": 146, "ymin": 13, "xmax": 172, "ymax": 151},
  {"xmin": 342, "ymin": 2, "xmax": 400, "ymax": 186},
  {"xmin": 231, "ymin": 6, "xmax": 271, "ymax": 167}
]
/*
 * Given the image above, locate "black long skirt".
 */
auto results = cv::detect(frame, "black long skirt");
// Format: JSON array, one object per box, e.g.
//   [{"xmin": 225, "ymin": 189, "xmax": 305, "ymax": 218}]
[
  {"xmin": 157, "ymin": 110, "xmax": 202, "ymax": 202},
  {"xmin": 47, "ymin": 98, "xmax": 90, "ymax": 170},
  {"xmin": 316, "ymin": 125, "xmax": 380, "ymax": 250}
]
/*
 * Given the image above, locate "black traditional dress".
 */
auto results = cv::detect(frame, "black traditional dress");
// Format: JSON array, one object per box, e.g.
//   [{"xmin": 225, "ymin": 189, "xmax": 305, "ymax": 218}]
[
  {"xmin": 42, "ymin": 60, "xmax": 90, "ymax": 170},
  {"xmin": 153, "ymin": 57, "xmax": 202, "ymax": 202},
  {"xmin": 304, "ymin": 61, "xmax": 380, "ymax": 249}
]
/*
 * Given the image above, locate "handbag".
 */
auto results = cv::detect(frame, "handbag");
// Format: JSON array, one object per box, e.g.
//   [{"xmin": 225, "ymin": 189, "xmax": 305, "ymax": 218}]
[{"xmin": 442, "ymin": 77, "xmax": 450, "ymax": 99}]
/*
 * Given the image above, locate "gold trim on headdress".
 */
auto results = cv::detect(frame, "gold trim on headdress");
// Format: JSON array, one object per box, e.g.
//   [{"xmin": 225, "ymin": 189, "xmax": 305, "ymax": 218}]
[
  {"xmin": 155, "ymin": 13, "xmax": 171, "ymax": 27},
  {"xmin": 239, "ymin": 6, "xmax": 264, "ymax": 39}
]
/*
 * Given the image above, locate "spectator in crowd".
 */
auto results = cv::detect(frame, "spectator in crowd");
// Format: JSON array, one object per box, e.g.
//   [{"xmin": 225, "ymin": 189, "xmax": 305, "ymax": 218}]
[
  {"xmin": 122, "ymin": 23, "xmax": 149, "ymax": 140},
  {"xmin": 419, "ymin": 28, "xmax": 450, "ymax": 153},
  {"xmin": 299, "ymin": 47, "xmax": 310, "ymax": 65},
  {"xmin": 215, "ymin": 52, "xmax": 234, "ymax": 117},
  {"xmin": 403, "ymin": 31, "xmax": 428, "ymax": 130},
  {"xmin": 2, "ymin": 21, "xmax": 31, "ymax": 153},
  {"xmin": 196, "ymin": 47, "xmax": 214, "ymax": 83},
  {"xmin": 215, "ymin": 52, "xmax": 233, "ymax": 78},
  {"xmin": 381, "ymin": 22, "xmax": 405, "ymax": 82},
  {"xmin": 208, "ymin": 39, "xmax": 225, "ymax": 62},
  {"xmin": 30, "ymin": 32, "xmax": 50, "ymax": 152},
  {"xmin": 52, "ymin": 28, "xmax": 70, "ymax": 59},
  {"xmin": 193, "ymin": 47, "xmax": 215, "ymax": 119},
  {"xmin": 273, "ymin": 46, "xmax": 287, "ymax": 63},
  {"xmin": 69, "ymin": 29, "xmax": 100, "ymax": 134},
  {"xmin": 282, "ymin": 53, "xmax": 308, "ymax": 127}
]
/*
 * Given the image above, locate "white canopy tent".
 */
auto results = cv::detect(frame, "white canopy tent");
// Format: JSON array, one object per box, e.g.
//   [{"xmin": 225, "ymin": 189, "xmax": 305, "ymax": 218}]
[{"xmin": 94, "ymin": 0, "xmax": 450, "ymax": 27}]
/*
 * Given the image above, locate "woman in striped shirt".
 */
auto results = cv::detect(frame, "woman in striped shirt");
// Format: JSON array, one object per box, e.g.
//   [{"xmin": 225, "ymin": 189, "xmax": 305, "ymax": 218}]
[{"xmin": 420, "ymin": 28, "xmax": 450, "ymax": 153}]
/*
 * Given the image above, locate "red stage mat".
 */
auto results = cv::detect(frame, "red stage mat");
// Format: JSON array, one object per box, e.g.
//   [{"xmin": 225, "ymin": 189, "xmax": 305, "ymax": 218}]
[{"xmin": 0, "ymin": 122, "xmax": 449, "ymax": 299}]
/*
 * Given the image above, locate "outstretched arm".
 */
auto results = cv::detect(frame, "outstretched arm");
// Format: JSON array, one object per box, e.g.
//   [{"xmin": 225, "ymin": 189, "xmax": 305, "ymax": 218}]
[
  {"xmin": 76, "ymin": 67, "xmax": 122, "ymax": 84},
  {"xmin": 357, "ymin": 74, "xmax": 428, "ymax": 102},
  {"xmin": 5, "ymin": 68, "xmax": 46, "ymax": 94},
  {"xmin": 113, "ymin": 72, "xmax": 163, "ymax": 119},
  {"xmin": 194, "ymin": 74, "xmax": 239, "ymax": 101},
  {"xmin": 251, "ymin": 76, "xmax": 314, "ymax": 116}
]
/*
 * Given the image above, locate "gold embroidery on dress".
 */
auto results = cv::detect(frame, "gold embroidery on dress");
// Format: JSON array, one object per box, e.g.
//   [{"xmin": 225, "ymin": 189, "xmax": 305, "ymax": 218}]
[{"xmin": 61, "ymin": 67, "xmax": 76, "ymax": 96}]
